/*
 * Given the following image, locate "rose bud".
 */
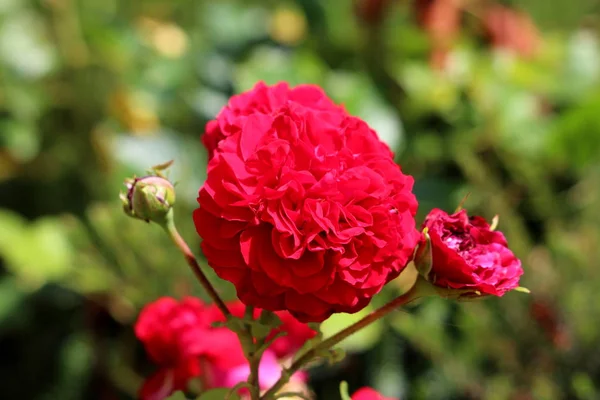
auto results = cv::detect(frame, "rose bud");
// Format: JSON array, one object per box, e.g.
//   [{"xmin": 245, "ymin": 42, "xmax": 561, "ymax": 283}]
[
  {"xmin": 414, "ymin": 208, "xmax": 524, "ymax": 299},
  {"xmin": 121, "ymin": 175, "xmax": 176, "ymax": 224}
]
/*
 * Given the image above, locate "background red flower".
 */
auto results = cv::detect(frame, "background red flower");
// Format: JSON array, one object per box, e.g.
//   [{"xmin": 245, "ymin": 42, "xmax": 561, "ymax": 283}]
[
  {"xmin": 352, "ymin": 386, "xmax": 397, "ymax": 400},
  {"xmin": 134, "ymin": 297, "xmax": 313, "ymax": 399}
]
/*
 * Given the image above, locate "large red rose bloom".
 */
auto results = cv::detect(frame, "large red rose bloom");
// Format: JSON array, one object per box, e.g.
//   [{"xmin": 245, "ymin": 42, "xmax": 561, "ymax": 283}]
[
  {"xmin": 421, "ymin": 208, "xmax": 523, "ymax": 296},
  {"xmin": 194, "ymin": 82, "xmax": 419, "ymax": 322},
  {"xmin": 202, "ymin": 82, "xmax": 344, "ymax": 160}
]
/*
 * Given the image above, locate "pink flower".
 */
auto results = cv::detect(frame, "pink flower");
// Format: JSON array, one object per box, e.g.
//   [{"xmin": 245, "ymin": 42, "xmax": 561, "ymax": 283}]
[
  {"xmin": 418, "ymin": 209, "xmax": 523, "ymax": 297},
  {"xmin": 352, "ymin": 387, "xmax": 397, "ymax": 400},
  {"xmin": 207, "ymin": 350, "xmax": 287, "ymax": 390},
  {"xmin": 194, "ymin": 82, "xmax": 419, "ymax": 322}
]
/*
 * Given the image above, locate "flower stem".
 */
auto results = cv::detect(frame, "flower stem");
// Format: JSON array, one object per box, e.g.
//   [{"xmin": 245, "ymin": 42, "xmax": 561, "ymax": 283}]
[
  {"xmin": 162, "ymin": 210, "xmax": 231, "ymax": 319},
  {"xmin": 260, "ymin": 278, "xmax": 431, "ymax": 399},
  {"xmin": 247, "ymin": 344, "xmax": 262, "ymax": 400},
  {"xmin": 245, "ymin": 305, "xmax": 261, "ymax": 400}
]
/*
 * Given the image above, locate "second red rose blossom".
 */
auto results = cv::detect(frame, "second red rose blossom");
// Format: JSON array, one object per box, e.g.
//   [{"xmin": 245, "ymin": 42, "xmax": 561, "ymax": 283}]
[{"xmin": 416, "ymin": 208, "xmax": 523, "ymax": 297}]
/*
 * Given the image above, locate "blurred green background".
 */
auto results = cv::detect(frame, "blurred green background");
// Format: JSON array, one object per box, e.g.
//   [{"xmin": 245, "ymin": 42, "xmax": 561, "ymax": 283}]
[{"xmin": 1, "ymin": 0, "xmax": 600, "ymax": 398}]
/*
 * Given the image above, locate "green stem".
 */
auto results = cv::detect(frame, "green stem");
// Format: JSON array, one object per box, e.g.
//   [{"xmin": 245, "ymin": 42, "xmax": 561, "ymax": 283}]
[
  {"xmin": 273, "ymin": 392, "xmax": 311, "ymax": 400},
  {"xmin": 245, "ymin": 305, "xmax": 261, "ymax": 400},
  {"xmin": 247, "ymin": 344, "xmax": 262, "ymax": 400},
  {"xmin": 162, "ymin": 210, "xmax": 231, "ymax": 319},
  {"xmin": 260, "ymin": 278, "xmax": 430, "ymax": 399}
]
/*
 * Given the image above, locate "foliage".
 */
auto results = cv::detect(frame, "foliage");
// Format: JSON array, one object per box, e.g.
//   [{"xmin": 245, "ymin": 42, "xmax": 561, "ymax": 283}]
[{"xmin": 1, "ymin": 0, "xmax": 600, "ymax": 399}]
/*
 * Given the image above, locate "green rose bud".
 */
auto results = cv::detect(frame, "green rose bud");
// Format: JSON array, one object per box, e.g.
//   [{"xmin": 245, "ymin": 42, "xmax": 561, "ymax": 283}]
[{"xmin": 121, "ymin": 176, "xmax": 176, "ymax": 224}]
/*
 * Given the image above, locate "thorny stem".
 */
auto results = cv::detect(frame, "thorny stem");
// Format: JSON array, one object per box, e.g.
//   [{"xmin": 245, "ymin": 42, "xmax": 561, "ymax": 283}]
[
  {"xmin": 260, "ymin": 278, "xmax": 430, "ymax": 399},
  {"xmin": 162, "ymin": 210, "xmax": 231, "ymax": 319}
]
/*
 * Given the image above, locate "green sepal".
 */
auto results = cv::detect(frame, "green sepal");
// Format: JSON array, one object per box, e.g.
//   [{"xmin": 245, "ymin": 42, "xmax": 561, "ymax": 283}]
[
  {"xmin": 224, "ymin": 317, "xmax": 247, "ymax": 335},
  {"xmin": 247, "ymin": 309, "xmax": 283, "ymax": 341},
  {"xmin": 339, "ymin": 381, "xmax": 352, "ymax": 400},
  {"xmin": 164, "ymin": 392, "xmax": 188, "ymax": 400},
  {"xmin": 258, "ymin": 309, "xmax": 282, "ymax": 329},
  {"xmin": 414, "ymin": 227, "xmax": 433, "ymax": 279}
]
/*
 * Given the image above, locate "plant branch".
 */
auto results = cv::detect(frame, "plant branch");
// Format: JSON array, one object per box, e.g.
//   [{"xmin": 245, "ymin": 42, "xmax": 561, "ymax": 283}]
[
  {"xmin": 273, "ymin": 392, "xmax": 311, "ymax": 400},
  {"xmin": 260, "ymin": 277, "xmax": 430, "ymax": 399},
  {"xmin": 162, "ymin": 210, "xmax": 231, "ymax": 319},
  {"xmin": 247, "ymin": 344, "xmax": 262, "ymax": 400}
]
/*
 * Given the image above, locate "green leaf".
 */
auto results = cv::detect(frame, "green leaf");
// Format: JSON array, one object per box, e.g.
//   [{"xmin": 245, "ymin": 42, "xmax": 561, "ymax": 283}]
[
  {"xmin": 258, "ymin": 309, "xmax": 282, "ymax": 328},
  {"xmin": 320, "ymin": 305, "xmax": 383, "ymax": 353},
  {"xmin": 165, "ymin": 392, "xmax": 188, "ymax": 400},
  {"xmin": 197, "ymin": 388, "xmax": 240, "ymax": 399},
  {"xmin": 249, "ymin": 320, "xmax": 273, "ymax": 341},
  {"xmin": 0, "ymin": 210, "xmax": 74, "ymax": 289}
]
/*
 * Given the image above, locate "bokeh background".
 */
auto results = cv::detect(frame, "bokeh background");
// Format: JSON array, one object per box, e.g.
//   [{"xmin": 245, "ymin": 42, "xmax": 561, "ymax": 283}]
[{"xmin": 1, "ymin": 0, "xmax": 600, "ymax": 398}]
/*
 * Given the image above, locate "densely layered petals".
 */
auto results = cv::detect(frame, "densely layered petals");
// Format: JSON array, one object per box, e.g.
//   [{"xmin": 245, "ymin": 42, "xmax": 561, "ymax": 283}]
[{"xmin": 195, "ymin": 82, "xmax": 419, "ymax": 322}]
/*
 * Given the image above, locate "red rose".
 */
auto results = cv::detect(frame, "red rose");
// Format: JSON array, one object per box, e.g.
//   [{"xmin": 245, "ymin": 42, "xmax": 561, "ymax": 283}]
[
  {"xmin": 135, "ymin": 297, "xmax": 312, "ymax": 399},
  {"xmin": 352, "ymin": 387, "xmax": 397, "ymax": 400},
  {"xmin": 419, "ymin": 209, "xmax": 523, "ymax": 296},
  {"xmin": 194, "ymin": 82, "xmax": 419, "ymax": 322},
  {"xmin": 202, "ymin": 82, "xmax": 344, "ymax": 160},
  {"xmin": 134, "ymin": 297, "xmax": 209, "ymax": 400},
  {"xmin": 134, "ymin": 297, "xmax": 210, "ymax": 365}
]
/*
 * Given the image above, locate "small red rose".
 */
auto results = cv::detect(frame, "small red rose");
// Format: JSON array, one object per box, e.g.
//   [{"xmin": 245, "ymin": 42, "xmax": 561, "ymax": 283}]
[
  {"xmin": 352, "ymin": 387, "xmax": 397, "ymax": 400},
  {"xmin": 134, "ymin": 297, "xmax": 209, "ymax": 400},
  {"xmin": 134, "ymin": 297, "xmax": 210, "ymax": 365},
  {"xmin": 417, "ymin": 208, "xmax": 523, "ymax": 297},
  {"xmin": 195, "ymin": 82, "xmax": 419, "ymax": 322},
  {"xmin": 134, "ymin": 297, "xmax": 312, "ymax": 399}
]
